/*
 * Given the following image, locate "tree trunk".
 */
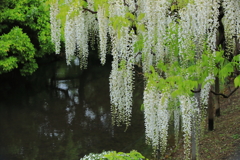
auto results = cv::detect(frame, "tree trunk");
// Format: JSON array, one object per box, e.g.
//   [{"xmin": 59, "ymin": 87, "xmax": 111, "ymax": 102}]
[
  {"xmin": 215, "ymin": 77, "xmax": 220, "ymax": 117},
  {"xmin": 208, "ymin": 87, "xmax": 214, "ymax": 131},
  {"xmin": 191, "ymin": 89, "xmax": 200, "ymax": 160}
]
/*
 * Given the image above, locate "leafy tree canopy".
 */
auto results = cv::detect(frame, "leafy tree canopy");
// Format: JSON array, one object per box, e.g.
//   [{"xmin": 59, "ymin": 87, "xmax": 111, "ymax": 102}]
[{"xmin": 0, "ymin": 0, "xmax": 54, "ymax": 76}]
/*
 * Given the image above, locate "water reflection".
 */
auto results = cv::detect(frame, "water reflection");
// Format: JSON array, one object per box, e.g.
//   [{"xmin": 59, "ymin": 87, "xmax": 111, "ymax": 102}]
[{"xmin": 0, "ymin": 58, "xmax": 152, "ymax": 160}]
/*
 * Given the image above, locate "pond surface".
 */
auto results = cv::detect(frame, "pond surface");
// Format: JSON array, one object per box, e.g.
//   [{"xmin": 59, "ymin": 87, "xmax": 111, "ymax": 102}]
[{"xmin": 0, "ymin": 58, "xmax": 153, "ymax": 160}]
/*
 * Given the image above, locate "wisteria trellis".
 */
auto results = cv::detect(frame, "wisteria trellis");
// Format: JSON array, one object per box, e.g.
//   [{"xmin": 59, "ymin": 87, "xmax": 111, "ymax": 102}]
[{"xmin": 49, "ymin": 0, "xmax": 240, "ymax": 159}]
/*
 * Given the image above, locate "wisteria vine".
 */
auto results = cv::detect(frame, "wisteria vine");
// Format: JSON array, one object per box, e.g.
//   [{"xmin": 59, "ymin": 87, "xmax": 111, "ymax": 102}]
[{"xmin": 49, "ymin": 0, "xmax": 240, "ymax": 159}]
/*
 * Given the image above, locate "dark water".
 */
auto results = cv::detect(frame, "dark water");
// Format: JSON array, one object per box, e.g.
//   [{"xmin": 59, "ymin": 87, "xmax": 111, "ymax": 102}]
[{"xmin": 0, "ymin": 58, "xmax": 153, "ymax": 160}]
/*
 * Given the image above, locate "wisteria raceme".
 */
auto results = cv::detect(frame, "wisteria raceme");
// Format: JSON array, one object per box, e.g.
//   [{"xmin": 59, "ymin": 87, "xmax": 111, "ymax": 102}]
[
  {"xmin": 222, "ymin": 0, "xmax": 240, "ymax": 56},
  {"xmin": 207, "ymin": 0, "xmax": 220, "ymax": 51},
  {"xmin": 141, "ymin": 0, "xmax": 156, "ymax": 73},
  {"xmin": 178, "ymin": 0, "xmax": 220, "ymax": 59},
  {"xmin": 109, "ymin": 30, "xmax": 135, "ymax": 127},
  {"xmin": 64, "ymin": 12, "xmax": 76, "ymax": 65},
  {"xmin": 97, "ymin": 6, "xmax": 108, "ymax": 65},
  {"xmin": 108, "ymin": 0, "xmax": 125, "ymax": 17},
  {"xmin": 200, "ymin": 74, "xmax": 214, "ymax": 106},
  {"xmin": 235, "ymin": 2, "xmax": 240, "ymax": 40},
  {"xmin": 75, "ymin": 12, "xmax": 89, "ymax": 69},
  {"xmin": 109, "ymin": 59, "xmax": 134, "ymax": 127},
  {"xmin": 179, "ymin": 95, "xmax": 196, "ymax": 160},
  {"xmin": 143, "ymin": 85, "xmax": 161, "ymax": 149},
  {"xmin": 125, "ymin": 0, "xmax": 136, "ymax": 12},
  {"xmin": 157, "ymin": 93, "xmax": 170, "ymax": 155},
  {"xmin": 155, "ymin": 0, "xmax": 170, "ymax": 62},
  {"xmin": 50, "ymin": 1, "xmax": 61, "ymax": 54},
  {"xmin": 174, "ymin": 108, "xmax": 180, "ymax": 146}
]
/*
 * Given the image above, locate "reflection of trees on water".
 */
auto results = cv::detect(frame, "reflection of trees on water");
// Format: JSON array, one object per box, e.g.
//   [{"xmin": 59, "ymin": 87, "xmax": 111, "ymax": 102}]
[{"xmin": 0, "ymin": 58, "xmax": 151, "ymax": 160}]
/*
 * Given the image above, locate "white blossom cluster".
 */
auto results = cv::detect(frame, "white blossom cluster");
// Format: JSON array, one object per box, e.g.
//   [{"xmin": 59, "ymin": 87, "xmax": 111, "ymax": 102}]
[
  {"xmin": 109, "ymin": 31, "xmax": 135, "ymax": 127},
  {"xmin": 222, "ymin": 0, "xmax": 240, "ymax": 56},
  {"xmin": 143, "ymin": 86, "xmax": 162, "ymax": 149},
  {"xmin": 207, "ymin": 0, "xmax": 220, "ymax": 51},
  {"xmin": 178, "ymin": 3, "xmax": 196, "ymax": 59},
  {"xmin": 125, "ymin": 0, "xmax": 136, "ymax": 12},
  {"xmin": 50, "ymin": 0, "xmax": 228, "ymax": 156},
  {"xmin": 51, "ymin": 0, "xmax": 99, "ymax": 67},
  {"xmin": 64, "ymin": 13, "xmax": 76, "ymax": 64},
  {"xmin": 107, "ymin": 0, "xmax": 137, "ymax": 127},
  {"xmin": 80, "ymin": 151, "xmax": 112, "ymax": 160},
  {"xmin": 157, "ymin": 94, "xmax": 170, "ymax": 155},
  {"xmin": 200, "ymin": 74, "xmax": 214, "ymax": 106},
  {"xmin": 97, "ymin": 6, "xmax": 109, "ymax": 65},
  {"xmin": 140, "ymin": 0, "xmax": 170, "ymax": 73},
  {"xmin": 179, "ymin": 95, "xmax": 198, "ymax": 160},
  {"xmin": 109, "ymin": 57, "xmax": 134, "ymax": 127},
  {"xmin": 76, "ymin": 12, "xmax": 89, "ymax": 69},
  {"xmin": 50, "ymin": 1, "xmax": 61, "ymax": 54},
  {"xmin": 143, "ymin": 85, "xmax": 170, "ymax": 155},
  {"xmin": 174, "ymin": 109, "xmax": 180, "ymax": 146},
  {"xmin": 85, "ymin": 0, "xmax": 99, "ymax": 50},
  {"xmin": 178, "ymin": 0, "xmax": 219, "ymax": 59},
  {"xmin": 64, "ymin": 8, "xmax": 89, "ymax": 68}
]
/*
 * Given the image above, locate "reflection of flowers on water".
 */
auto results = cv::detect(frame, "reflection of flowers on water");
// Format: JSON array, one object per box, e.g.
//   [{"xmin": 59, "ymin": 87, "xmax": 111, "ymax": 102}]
[
  {"xmin": 43, "ymin": 101, "xmax": 49, "ymax": 111},
  {"xmin": 57, "ymin": 80, "xmax": 68, "ymax": 90},
  {"xmin": 85, "ymin": 108, "xmax": 96, "ymax": 120},
  {"xmin": 66, "ymin": 105, "xmax": 76, "ymax": 124}
]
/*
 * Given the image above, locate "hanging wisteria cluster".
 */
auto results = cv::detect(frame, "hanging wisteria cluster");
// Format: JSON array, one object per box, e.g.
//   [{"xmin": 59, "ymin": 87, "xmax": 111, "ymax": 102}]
[
  {"xmin": 50, "ymin": 1, "xmax": 61, "ymax": 54},
  {"xmin": 222, "ymin": 0, "xmax": 240, "ymax": 57},
  {"xmin": 49, "ymin": 0, "xmax": 240, "ymax": 159},
  {"xmin": 143, "ymin": 87, "xmax": 170, "ymax": 154}
]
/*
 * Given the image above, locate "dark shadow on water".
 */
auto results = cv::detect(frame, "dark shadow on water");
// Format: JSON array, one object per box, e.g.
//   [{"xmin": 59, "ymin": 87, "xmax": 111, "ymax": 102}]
[{"xmin": 0, "ymin": 56, "xmax": 153, "ymax": 160}]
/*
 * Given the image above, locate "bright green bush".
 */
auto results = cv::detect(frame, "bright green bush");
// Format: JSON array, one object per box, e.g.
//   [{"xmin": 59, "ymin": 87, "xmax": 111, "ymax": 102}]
[{"xmin": 80, "ymin": 150, "xmax": 146, "ymax": 160}]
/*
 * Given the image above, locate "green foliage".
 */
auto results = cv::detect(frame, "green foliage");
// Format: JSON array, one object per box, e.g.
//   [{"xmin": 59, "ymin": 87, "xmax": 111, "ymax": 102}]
[
  {"xmin": 234, "ymin": 75, "xmax": 240, "ymax": 87},
  {"xmin": 93, "ymin": 0, "xmax": 109, "ymax": 11},
  {"xmin": 0, "ymin": 27, "xmax": 37, "ymax": 75},
  {"xmin": 170, "ymin": 0, "xmax": 194, "ymax": 11},
  {"xmin": 81, "ymin": 150, "xmax": 146, "ymax": 160},
  {"xmin": 133, "ymin": 34, "xmax": 144, "ymax": 53},
  {"xmin": 104, "ymin": 150, "xmax": 145, "ymax": 160},
  {"xmin": 0, "ymin": 0, "xmax": 54, "ymax": 75},
  {"xmin": 110, "ymin": 16, "xmax": 132, "ymax": 39},
  {"xmin": 231, "ymin": 134, "xmax": 240, "ymax": 140}
]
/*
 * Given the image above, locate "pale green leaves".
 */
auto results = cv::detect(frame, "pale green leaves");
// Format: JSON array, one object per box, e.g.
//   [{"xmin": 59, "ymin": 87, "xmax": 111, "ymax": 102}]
[
  {"xmin": 104, "ymin": 150, "xmax": 145, "ymax": 160},
  {"xmin": 170, "ymin": 0, "xmax": 195, "ymax": 11},
  {"xmin": 234, "ymin": 75, "xmax": 240, "ymax": 87}
]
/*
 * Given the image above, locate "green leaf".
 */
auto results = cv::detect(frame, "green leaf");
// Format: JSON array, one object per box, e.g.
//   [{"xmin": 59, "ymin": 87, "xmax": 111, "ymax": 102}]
[
  {"xmin": 137, "ymin": 13, "xmax": 145, "ymax": 21},
  {"xmin": 125, "ymin": 12, "xmax": 135, "ymax": 20},
  {"xmin": 171, "ymin": 5, "xmax": 177, "ymax": 11},
  {"xmin": 234, "ymin": 75, "xmax": 240, "ymax": 87},
  {"xmin": 233, "ymin": 54, "xmax": 240, "ymax": 62},
  {"xmin": 219, "ymin": 63, "xmax": 234, "ymax": 80}
]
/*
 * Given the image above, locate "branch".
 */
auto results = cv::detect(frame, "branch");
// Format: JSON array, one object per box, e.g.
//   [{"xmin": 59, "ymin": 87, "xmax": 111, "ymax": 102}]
[
  {"xmin": 191, "ymin": 89, "xmax": 201, "ymax": 93},
  {"xmin": 83, "ymin": 7, "xmax": 97, "ymax": 14},
  {"xmin": 123, "ymin": 0, "xmax": 129, "ymax": 7},
  {"xmin": 134, "ymin": 52, "xmax": 142, "ymax": 59},
  {"xmin": 191, "ymin": 87, "xmax": 239, "ymax": 98},
  {"xmin": 211, "ymin": 87, "xmax": 239, "ymax": 98}
]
